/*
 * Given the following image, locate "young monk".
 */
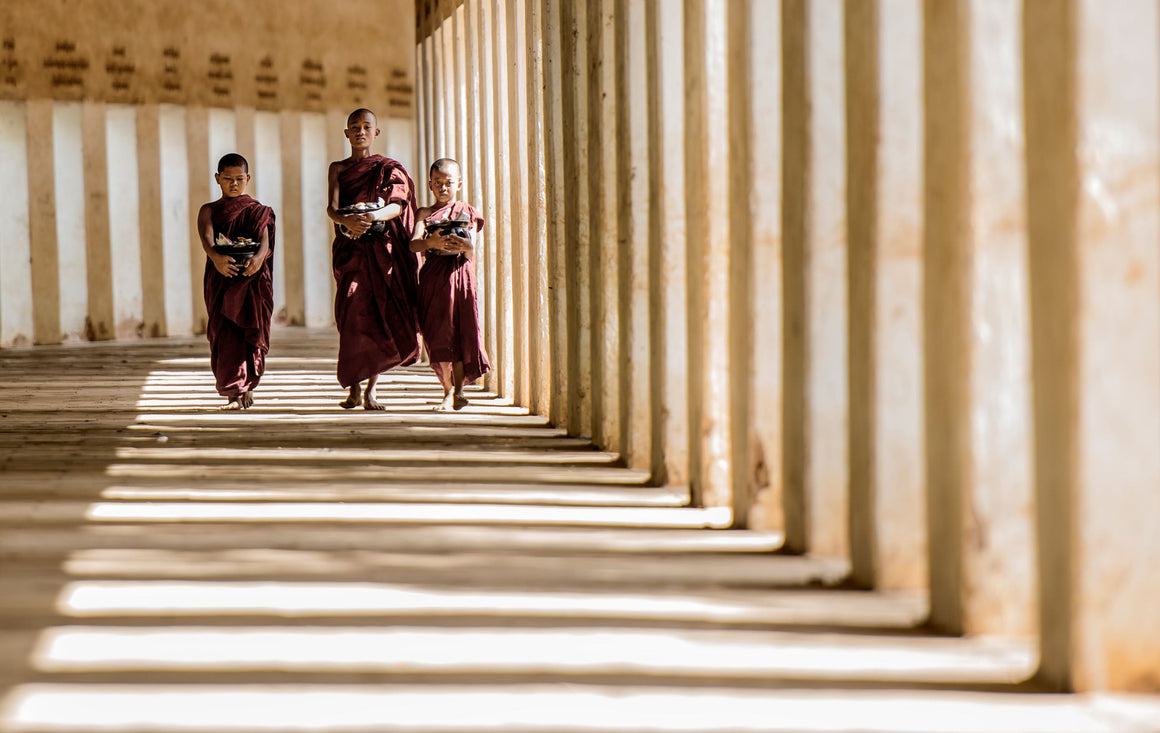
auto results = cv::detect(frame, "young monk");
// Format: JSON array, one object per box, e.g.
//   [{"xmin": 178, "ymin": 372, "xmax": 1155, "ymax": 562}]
[
  {"xmin": 410, "ymin": 158, "xmax": 491, "ymax": 411},
  {"xmin": 196, "ymin": 153, "xmax": 276, "ymax": 411},
  {"xmin": 327, "ymin": 108, "xmax": 421, "ymax": 410}
]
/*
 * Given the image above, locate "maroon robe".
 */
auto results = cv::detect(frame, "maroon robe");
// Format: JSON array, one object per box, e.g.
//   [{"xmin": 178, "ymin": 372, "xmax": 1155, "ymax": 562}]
[
  {"xmin": 333, "ymin": 155, "xmax": 421, "ymax": 387},
  {"xmin": 418, "ymin": 200, "xmax": 491, "ymax": 385},
  {"xmin": 203, "ymin": 194, "xmax": 276, "ymax": 399}
]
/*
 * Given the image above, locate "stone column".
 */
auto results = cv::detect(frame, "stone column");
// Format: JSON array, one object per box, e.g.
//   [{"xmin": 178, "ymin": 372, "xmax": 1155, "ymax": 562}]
[
  {"xmin": 781, "ymin": 0, "xmax": 848, "ymax": 550},
  {"xmin": 542, "ymin": 0, "xmax": 570, "ymax": 428},
  {"xmin": 26, "ymin": 98, "xmax": 61, "ymax": 345},
  {"xmin": 415, "ymin": 38, "xmax": 429, "ymax": 193},
  {"xmin": 0, "ymin": 101, "xmax": 34, "ymax": 347},
  {"xmin": 923, "ymin": 0, "xmax": 1034, "ymax": 636},
  {"xmin": 476, "ymin": 0, "xmax": 500, "ymax": 394},
  {"xmin": 454, "ymin": 1, "xmax": 469, "ymax": 196},
  {"xmin": 253, "ymin": 110, "xmax": 285, "ymax": 325},
  {"xmin": 508, "ymin": 0, "xmax": 531, "ymax": 407},
  {"xmin": 432, "ymin": 14, "xmax": 448, "ymax": 159},
  {"xmin": 685, "ymin": 0, "xmax": 736, "ymax": 523},
  {"xmin": 735, "ymin": 0, "xmax": 783, "ymax": 532},
  {"xmin": 159, "ymin": 105, "xmax": 193, "ymax": 337},
  {"xmin": 1025, "ymin": 0, "xmax": 1160, "ymax": 692},
  {"xmin": 300, "ymin": 112, "xmax": 332, "ymax": 328},
  {"xmin": 53, "ymin": 101, "xmax": 89, "ymax": 342},
  {"xmin": 420, "ymin": 35, "xmax": 436, "ymax": 178},
  {"xmin": 81, "ymin": 101, "xmax": 114, "ymax": 342},
  {"xmin": 562, "ymin": 0, "xmax": 593, "ymax": 435},
  {"xmin": 186, "ymin": 107, "xmax": 211, "ymax": 333},
  {"xmin": 492, "ymin": 0, "xmax": 515, "ymax": 398},
  {"xmin": 106, "ymin": 104, "xmax": 144, "ymax": 340},
  {"xmin": 136, "ymin": 103, "xmax": 167, "ymax": 338},
  {"xmin": 527, "ymin": 0, "xmax": 551, "ymax": 417},
  {"xmin": 646, "ymin": 0, "xmax": 688, "ymax": 485},
  {"xmin": 844, "ymin": 0, "xmax": 927, "ymax": 590},
  {"xmin": 617, "ymin": 0, "xmax": 651, "ymax": 469},
  {"xmin": 588, "ymin": 0, "xmax": 621, "ymax": 451},
  {"xmin": 464, "ymin": 0, "xmax": 487, "ymax": 364},
  {"xmin": 278, "ymin": 110, "xmax": 306, "ymax": 326}
]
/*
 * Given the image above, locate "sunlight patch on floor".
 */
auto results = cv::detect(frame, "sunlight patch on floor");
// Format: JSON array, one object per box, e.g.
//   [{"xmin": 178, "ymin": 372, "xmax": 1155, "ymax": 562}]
[{"xmin": 0, "ymin": 685, "xmax": 1127, "ymax": 733}]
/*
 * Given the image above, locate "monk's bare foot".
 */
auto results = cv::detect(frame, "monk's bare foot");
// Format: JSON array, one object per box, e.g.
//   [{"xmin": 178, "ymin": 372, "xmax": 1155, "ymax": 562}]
[
  {"xmin": 435, "ymin": 393, "xmax": 455, "ymax": 412},
  {"xmin": 363, "ymin": 392, "xmax": 385, "ymax": 411},
  {"xmin": 340, "ymin": 384, "xmax": 361, "ymax": 409},
  {"xmin": 453, "ymin": 391, "xmax": 469, "ymax": 411},
  {"xmin": 241, "ymin": 390, "xmax": 254, "ymax": 409},
  {"xmin": 220, "ymin": 398, "xmax": 242, "ymax": 411}
]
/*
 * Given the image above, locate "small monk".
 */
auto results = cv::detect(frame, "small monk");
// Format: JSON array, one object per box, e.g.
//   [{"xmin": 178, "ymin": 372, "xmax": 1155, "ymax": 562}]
[
  {"xmin": 327, "ymin": 108, "xmax": 421, "ymax": 410},
  {"xmin": 410, "ymin": 158, "xmax": 491, "ymax": 411},
  {"xmin": 196, "ymin": 153, "xmax": 276, "ymax": 411}
]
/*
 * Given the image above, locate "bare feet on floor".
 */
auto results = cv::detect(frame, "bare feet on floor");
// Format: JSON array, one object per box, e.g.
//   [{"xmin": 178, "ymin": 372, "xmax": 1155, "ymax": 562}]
[
  {"xmin": 363, "ymin": 393, "xmax": 385, "ymax": 411},
  {"xmin": 435, "ymin": 393, "xmax": 455, "ymax": 412},
  {"xmin": 340, "ymin": 384, "xmax": 362, "ymax": 409},
  {"xmin": 453, "ymin": 391, "xmax": 468, "ymax": 410},
  {"xmin": 241, "ymin": 390, "xmax": 254, "ymax": 409},
  {"xmin": 220, "ymin": 398, "xmax": 243, "ymax": 411}
]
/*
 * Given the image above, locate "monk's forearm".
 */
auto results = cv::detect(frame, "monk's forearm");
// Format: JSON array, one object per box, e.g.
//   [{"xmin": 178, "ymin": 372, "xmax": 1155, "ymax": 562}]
[{"xmin": 372, "ymin": 203, "xmax": 403, "ymax": 222}]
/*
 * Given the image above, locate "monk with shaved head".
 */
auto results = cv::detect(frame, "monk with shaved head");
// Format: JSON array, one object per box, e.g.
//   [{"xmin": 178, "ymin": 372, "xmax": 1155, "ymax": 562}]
[{"xmin": 326, "ymin": 108, "xmax": 421, "ymax": 410}]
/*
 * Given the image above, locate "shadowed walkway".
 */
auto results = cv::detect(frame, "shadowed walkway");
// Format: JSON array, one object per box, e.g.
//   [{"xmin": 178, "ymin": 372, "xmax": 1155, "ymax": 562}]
[{"xmin": 0, "ymin": 329, "xmax": 1157, "ymax": 732}]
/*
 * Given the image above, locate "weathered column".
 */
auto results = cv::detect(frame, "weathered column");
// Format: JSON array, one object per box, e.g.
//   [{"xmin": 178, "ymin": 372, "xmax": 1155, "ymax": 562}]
[
  {"xmin": 81, "ymin": 101, "xmax": 114, "ymax": 341},
  {"xmin": 415, "ymin": 37, "xmax": 429, "ymax": 193},
  {"xmin": 420, "ymin": 34, "xmax": 436, "ymax": 178},
  {"xmin": 186, "ymin": 107, "xmax": 211, "ymax": 333},
  {"xmin": 137, "ymin": 104, "xmax": 167, "ymax": 338},
  {"xmin": 734, "ymin": 0, "xmax": 782, "ymax": 531},
  {"xmin": 278, "ymin": 110, "xmax": 306, "ymax": 326},
  {"xmin": 646, "ymin": 0, "xmax": 687, "ymax": 485},
  {"xmin": 781, "ymin": 0, "xmax": 847, "ymax": 549},
  {"xmin": 542, "ymin": 0, "xmax": 569, "ymax": 428},
  {"xmin": 616, "ymin": 0, "xmax": 651, "ymax": 468},
  {"xmin": 492, "ymin": 0, "xmax": 515, "ymax": 398},
  {"xmin": 1025, "ymin": 0, "xmax": 1160, "ymax": 692},
  {"xmin": 53, "ymin": 101, "xmax": 89, "ymax": 342},
  {"xmin": 685, "ymin": 0, "xmax": 736, "ymax": 522},
  {"xmin": 454, "ymin": 2, "xmax": 469, "ymax": 202},
  {"xmin": 106, "ymin": 104, "xmax": 144, "ymax": 340},
  {"xmin": 923, "ymin": 0, "xmax": 1034, "ymax": 636},
  {"xmin": 0, "ymin": 101, "xmax": 34, "ymax": 347},
  {"xmin": 464, "ymin": 0, "xmax": 487, "ymax": 362},
  {"xmin": 26, "ymin": 98, "xmax": 61, "ymax": 345},
  {"xmin": 476, "ymin": 0, "xmax": 500, "ymax": 393},
  {"xmin": 508, "ymin": 0, "xmax": 531, "ymax": 407},
  {"xmin": 844, "ymin": 0, "xmax": 927, "ymax": 589},
  {"xmin": 442, "ymin": 2, "xmax": 458, "ymax": 161},
  {"xmin": 562, "ymin": 0, "xmax": 593, "ymax": 435},
  {"xmin": 589, "ymin": 0, "xmax": 621, "ymax": 450},
  {"xmin": 432, "ymin": 12, "xmax": 448, "ymax": 159},
  {"xmin": 301, "ymin": 112, "xmax": 332, "ymax": 328},
  {"xmin": 253, "ymin": 110, "xmax": 284, "ymax": 324},
  {"xmin": 159, "ymin": 105, "xmax": 193, "ymax": 337},
  {"xmin": 526, "ymin": 0, "xmax": 550, "ymax": 417}
]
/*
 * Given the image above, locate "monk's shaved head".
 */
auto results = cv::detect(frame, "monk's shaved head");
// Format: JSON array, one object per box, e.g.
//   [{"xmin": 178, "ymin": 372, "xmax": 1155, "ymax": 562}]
[
  {"xmin": 347, "ymin": 108, "xmax": 377, "ymax": 126},
  {"xmin": 217, "ymin": 153, "xmax": 249, "ymax": 173},
  {"xmin": 430, "ymin": 158, "xmax": 461, "ymax": 178}
]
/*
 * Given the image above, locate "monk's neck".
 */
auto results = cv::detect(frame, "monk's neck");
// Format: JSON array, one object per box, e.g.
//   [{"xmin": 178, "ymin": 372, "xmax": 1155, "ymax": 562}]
[{"xmin": 349, "ymin": 148, "xmax": 374, "ymax": 163}]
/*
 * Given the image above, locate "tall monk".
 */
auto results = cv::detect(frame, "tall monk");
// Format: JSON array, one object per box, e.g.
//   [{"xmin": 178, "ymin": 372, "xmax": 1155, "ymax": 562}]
[
  {"xmin": 196, "ymin": 153, "xmax": 276, "ymax": 411},
  {"xmin": 327, "ymin": 108, "xmax": 421, "ymax": 410},
  {"xmin": 410, "ymin": 158, "xmax": 491, "ymax": 411}
]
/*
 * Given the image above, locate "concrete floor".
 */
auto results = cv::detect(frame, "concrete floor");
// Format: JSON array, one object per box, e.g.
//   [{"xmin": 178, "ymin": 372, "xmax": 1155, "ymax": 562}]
[{"xmin": 0, "ymin": 328, "xmax": 1157, "ymax": 732}]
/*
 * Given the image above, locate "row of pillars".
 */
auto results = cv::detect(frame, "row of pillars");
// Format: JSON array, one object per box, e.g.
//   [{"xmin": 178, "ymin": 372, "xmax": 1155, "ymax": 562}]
[
  {"xmin": 414, "ymin": 0, "xmax": 1160, "ymax": 692},
  {"xmin": 0, "ymin": 101, "xmax": 413, "ymax": 346}
]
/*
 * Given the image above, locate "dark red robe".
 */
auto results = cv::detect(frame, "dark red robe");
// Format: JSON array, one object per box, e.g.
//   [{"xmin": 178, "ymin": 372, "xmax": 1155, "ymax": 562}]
[
  {"xmin": 333, "ymin": 155, "xmax": 421, "ymax": 387},
  {"xmin": 418, "ymin": 200, "xmax": 491, "ymax": 385},
  {"xmin": 203, "ymin": 194, "xmax": 276, "ymax": 399}
]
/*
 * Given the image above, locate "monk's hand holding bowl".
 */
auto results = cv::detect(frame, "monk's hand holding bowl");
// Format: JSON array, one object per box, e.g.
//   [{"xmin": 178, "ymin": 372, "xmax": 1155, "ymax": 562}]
[
  {"xmin": 210, "ymin": 251, "xmax": 238, "ymax": 277},
  {"xmin": 242, "ymin": 254, "xmax": 263, "ymax": 277},
  {"xmin": 343, "ymin": 212, "xmax": 374, "ymax": 237}
]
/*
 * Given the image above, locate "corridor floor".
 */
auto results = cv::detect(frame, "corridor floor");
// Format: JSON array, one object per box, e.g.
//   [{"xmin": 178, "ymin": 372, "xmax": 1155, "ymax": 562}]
[{"xmin": 0, "ymin": 328, "xmax": 1157, "ymax": 732}]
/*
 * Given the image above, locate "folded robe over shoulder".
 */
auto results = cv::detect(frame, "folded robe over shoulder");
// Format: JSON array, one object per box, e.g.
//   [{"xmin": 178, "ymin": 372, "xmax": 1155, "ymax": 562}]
[
  {"xmin": 204, "ymin": 194, "xmax": 276, "ymax": 399},
  {"xmin": 333, "ymin": 155, "xmax": 421, "ymax": 388},
  {"xmin": 418, "ymin": 200, "xmax": 491, "ymax": 385}
]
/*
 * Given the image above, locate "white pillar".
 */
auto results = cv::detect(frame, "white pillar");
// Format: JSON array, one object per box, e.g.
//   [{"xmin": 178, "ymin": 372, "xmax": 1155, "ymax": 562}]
[
  {"xmin": 53, "ymin": 101, "xmax": 88, "ymax": 342},
  {"xmin": 0, "ymin": 100, "xmax": 34, "ymax": 347}
]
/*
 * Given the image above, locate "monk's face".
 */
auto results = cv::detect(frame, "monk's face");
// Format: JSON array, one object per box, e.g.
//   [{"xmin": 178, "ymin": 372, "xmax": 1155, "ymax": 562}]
[
  {"xmin": 345, "ymin": 113, "xmax": 379, "ymax": 151},
  {"xmin": 215, "ymin": 166, "xmax": 250, "ymax": 198},
  {"xmin": 429, "ymin": 167, "xmax": 461, "ymax": 205}
]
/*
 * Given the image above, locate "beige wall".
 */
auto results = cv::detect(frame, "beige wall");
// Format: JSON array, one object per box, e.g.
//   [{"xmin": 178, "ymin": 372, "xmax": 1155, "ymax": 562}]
[{"xmin": 0, "ymin": 0, "xmax": 416, "ymax": 347}]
